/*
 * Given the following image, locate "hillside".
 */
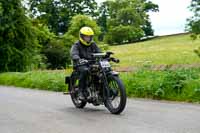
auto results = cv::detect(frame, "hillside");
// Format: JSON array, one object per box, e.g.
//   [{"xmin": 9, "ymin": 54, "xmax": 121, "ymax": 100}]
[{"xmin": 110, "ymin": 34, "xmax": 200, "ymax": 68}]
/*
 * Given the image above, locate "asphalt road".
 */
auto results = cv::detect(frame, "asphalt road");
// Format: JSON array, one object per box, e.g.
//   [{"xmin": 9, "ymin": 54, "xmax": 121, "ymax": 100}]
[{"xmin": 0, "ymin": 86, "xmax": 200, "ymax": 133}]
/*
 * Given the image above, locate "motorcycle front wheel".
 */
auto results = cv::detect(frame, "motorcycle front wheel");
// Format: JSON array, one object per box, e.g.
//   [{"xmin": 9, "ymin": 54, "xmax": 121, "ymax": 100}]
[{"xmin": 105, "ymin": 75, "xmax": 127, "ymax": 114}]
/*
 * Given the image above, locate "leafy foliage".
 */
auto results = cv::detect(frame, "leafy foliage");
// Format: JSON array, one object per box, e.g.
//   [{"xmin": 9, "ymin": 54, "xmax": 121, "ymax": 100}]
[
  {"xmin": 187, "ymin": 0, "xmax": 200, "ymax": 39},
  {"xmin": 32, "ymin": 20, "xmax": 56, "ymax": 47},
  {"xmin": 121, "ymin": 68, "xmax": 200, "ymax": 102},
  {"xmin": 28, "ymin": 0, "xmax": 98, "ymax": 34},
  {"xmin": 32, "ymin": 20, "xmax": 71, "ymax": 69},
  {"xmin": 187, "ymin": 0, "xmax": 200, "ymax": 58},
  {"xmin": 43, "ymin": 38, "xmax": 70, "ymax": 69},
  {"xmin": 0, "ymin": 0, "xmax": 39, "ymax": 72},
  {"xmin": 98, "ymin": 0, "xmax": 158, "ymax": 44},
  {"xmin": 105, "ymin": 25, "xmax": 144, "ymax": 44}
]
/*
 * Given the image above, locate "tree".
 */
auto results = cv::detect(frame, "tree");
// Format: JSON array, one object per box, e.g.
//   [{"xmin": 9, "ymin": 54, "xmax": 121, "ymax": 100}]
[
  {"xmin": 28, "ymin": 0, "xmax": 98, "ymax": 35},
  {"xmin": 0, "ymin": 0, "xmax": 39, "ymax": 72},
  {"xmin": 32, "ymin": 19, "xmax": 72, "ymax": 69},
  {"xmin": 187, "ymin": 0, "xmax": 200, "ymax": 39},
  {"xmin": 105, "ymin": 25, "xmax": 144, "ymax": 44},
  {"xmin": 142, "ymin": 0, "xmax": 159, "ymax": 36},
  {"xmin": 98, "ymin": 0, "xmax": 158, "ymax": 44},
  {"xmin": 97, "ymin": 2, "xmax": 109, "ymax": 41},
  {"xmin": 187, "ymin": 0, "xmax": 200, "ymax": 58}
]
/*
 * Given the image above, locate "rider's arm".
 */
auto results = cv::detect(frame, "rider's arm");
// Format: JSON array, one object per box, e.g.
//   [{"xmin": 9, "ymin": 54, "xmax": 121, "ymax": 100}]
[{"xmin": 70, "ymin": 44, "xmax": 80, "ymax": 61}]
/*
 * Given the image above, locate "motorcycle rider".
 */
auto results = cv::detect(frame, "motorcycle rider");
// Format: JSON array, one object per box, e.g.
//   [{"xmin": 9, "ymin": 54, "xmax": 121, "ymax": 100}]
[{"xmin": 70, "ymin": 26, "xmax": 101, "ymax": 100}]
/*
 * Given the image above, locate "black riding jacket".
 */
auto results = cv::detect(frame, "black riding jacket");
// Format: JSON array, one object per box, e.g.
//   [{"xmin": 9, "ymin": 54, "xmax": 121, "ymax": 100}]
[{"xmin": 70, "ymin": 41, "xmax": 101, "ymax": 62}]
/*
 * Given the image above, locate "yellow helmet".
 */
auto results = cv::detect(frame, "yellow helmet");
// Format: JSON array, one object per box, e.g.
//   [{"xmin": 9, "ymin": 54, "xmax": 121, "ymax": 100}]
[{"xmin": 79, "ymin": 26, "xmax": 94, "ymax": 46}]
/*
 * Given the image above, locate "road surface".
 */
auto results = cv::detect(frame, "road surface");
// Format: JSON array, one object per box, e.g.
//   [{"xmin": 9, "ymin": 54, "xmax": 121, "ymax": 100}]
[{"xmin": 0, "ymin": 86, "xmax": 200, "ymax": 133}]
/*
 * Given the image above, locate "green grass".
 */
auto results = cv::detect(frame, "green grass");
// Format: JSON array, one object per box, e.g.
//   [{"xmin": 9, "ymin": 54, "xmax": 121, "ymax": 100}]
[
  {"xmin": 0, "ymin": 68, "xmax": 200, "ymax": 103},
  {"xmin": 110, "ymin": 34, "xmax": 200, "ymax": 67},
  {"xmin": 120, "ymin": 68, "xmax": 200, "ymax": 103},
  {"xmin": 0, "ymin": 70, "xmax": 68, "ymax": 92}
]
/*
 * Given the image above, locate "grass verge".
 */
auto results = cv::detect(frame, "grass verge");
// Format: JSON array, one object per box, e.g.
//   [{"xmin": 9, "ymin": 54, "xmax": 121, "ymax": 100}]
[{"xmin": 0, "ymin": 68, "xmax": 200, "ymax": 103}]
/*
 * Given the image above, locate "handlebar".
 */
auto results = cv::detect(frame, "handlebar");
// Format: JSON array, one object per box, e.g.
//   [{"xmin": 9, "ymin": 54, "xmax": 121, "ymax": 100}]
[
  {"xmin": 110, "ymin": 57, "xmax": 120, "ymax": 63},
  {"xmin": 74, "ymin": 57, "xmax": 120, "ymax": 68},
  {"xmin": 74, "ymin": 52, "xmax": 119, "ymax": 68}
]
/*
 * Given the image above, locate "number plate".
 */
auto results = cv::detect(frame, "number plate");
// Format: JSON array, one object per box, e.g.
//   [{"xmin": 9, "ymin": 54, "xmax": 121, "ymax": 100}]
[{"xmin": 100, "ymin": 61, "xmax": 111, "ymax": 68}]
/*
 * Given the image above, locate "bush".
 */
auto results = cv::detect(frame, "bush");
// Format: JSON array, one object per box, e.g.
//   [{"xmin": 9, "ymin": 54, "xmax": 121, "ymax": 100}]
[
  {"xmin": 32, "ymin": 22, "xmax": 57, "ymax": 69},
  {"xmin": 32, "ymin": 20, "xmax": 73, "ymax": 70},
  {"xmin": 43, "ymin": 38, "xmax": 71, "ymax": 69},
  {"xmin": 194, "ymin": 47, "xmax": 200, "ymax": 57},
  {"xmin": 121, "ymin": 68, "xmax": 200, "ymax": 102}
]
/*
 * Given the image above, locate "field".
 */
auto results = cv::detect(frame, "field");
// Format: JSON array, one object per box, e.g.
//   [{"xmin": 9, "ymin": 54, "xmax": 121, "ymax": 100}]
[{"xmin": 110, "ymin": 34, "xmax": 200, "ymax": 68}]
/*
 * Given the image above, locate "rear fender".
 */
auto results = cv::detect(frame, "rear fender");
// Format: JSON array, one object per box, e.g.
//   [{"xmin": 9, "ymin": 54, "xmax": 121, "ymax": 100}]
[{"xmin": 65, "ymin": 76, "xmax": 71, "ymax": 84}]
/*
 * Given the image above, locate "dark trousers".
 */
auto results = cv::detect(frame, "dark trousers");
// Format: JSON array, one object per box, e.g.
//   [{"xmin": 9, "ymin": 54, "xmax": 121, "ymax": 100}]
[{"xmin": 78, "ymin": 65, "xmax": 89, "ymax": 92}]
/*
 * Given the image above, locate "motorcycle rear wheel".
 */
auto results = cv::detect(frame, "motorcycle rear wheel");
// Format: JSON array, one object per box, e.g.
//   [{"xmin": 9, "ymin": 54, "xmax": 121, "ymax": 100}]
[{"xmin": 69, "ymin": 75, "xmax": 87, "ymax": 108}]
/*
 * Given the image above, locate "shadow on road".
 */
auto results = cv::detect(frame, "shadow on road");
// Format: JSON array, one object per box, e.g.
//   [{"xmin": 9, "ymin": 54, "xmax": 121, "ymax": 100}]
[{"xmin": 65, "ymin": 106, "xmax": 107, "ymax": 114}]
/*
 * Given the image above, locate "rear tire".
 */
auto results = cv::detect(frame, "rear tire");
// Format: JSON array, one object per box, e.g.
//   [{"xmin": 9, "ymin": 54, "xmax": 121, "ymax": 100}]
[
  {"xmin": 69, "ymin": 73, "xmax": 87, "ymax": 108},
  {"xmin": 105, "ymin": 75, "xmax": 127, "ymax": 114}
]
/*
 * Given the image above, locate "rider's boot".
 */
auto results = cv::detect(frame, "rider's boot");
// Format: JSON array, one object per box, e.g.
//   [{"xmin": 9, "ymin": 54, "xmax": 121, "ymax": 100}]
[{"xmin": 78, "ymin": 91, "xmax": 86, "ymax": 101}]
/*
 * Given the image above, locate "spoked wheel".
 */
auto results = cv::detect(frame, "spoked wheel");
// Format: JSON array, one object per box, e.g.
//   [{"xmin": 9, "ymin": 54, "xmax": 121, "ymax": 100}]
[
  {"xmin": 105, "ymin": 75, "xmax": 127, "ymax": 114},
  {"xmin": 69, "ymin": 74, "xmax": 87, "ymax": 108}
]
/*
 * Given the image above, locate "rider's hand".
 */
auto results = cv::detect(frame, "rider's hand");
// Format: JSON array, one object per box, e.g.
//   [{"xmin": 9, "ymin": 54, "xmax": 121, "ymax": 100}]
[{"xmin": 79, "ymin": 59, "xmax": 88, "ymax": 64}]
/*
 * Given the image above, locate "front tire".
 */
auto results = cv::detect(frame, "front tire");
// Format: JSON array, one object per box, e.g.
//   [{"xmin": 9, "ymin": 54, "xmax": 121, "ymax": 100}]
[{"xmin": 105, "ymin": 75, "xmax": 127, "ymax": 114}]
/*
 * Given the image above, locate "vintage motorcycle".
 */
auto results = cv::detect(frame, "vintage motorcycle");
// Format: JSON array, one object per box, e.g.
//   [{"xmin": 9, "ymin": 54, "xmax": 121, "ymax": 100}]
[{"xmin": 65, "ymin": 52, "xmax": 126, "ymax": 114}]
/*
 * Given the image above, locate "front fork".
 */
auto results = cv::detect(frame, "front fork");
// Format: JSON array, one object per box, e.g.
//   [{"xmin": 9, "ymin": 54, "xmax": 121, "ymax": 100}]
[
  {"xmin": 101, "ymin": 70, "xmax": 119, "ymax": 102},
  {"xmin": 101, "ymin": 71, "xmax": 111, "ymax": 103}
]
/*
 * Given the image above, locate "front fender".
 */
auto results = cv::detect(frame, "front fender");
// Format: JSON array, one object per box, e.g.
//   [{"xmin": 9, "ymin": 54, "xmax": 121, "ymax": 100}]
[{"xmin": 107, "ymin": 71, "xmax": 119, "ymax": 77}]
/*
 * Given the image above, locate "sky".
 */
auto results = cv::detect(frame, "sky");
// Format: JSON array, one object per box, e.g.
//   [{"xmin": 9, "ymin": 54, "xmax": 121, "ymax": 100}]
[{"xmin": 96, "ymin": 0, "xmax": 193, "ymax": 36}]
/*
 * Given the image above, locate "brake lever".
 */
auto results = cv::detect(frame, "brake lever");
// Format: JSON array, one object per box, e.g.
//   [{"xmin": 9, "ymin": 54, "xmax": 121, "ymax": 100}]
[
  {"xmin": 105, "ymin": 51, "xmax": 114, "ymax": 58},
  {"xmin": 110, "ymin": 57, "xmax": 120, "ymax": 63}
]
